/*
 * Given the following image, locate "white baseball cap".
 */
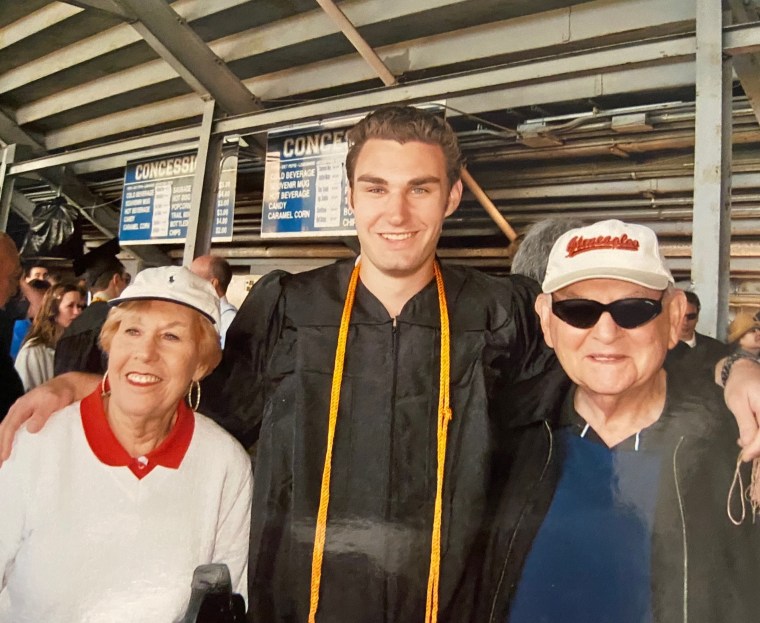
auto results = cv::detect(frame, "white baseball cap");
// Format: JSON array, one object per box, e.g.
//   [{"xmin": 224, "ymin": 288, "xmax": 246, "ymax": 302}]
[
  {"xmin": 110, "ymin": 266, "xmax": 221, "ymax": 330},
  {"xmin": 542, "ymin": 219, "xmax": 674, "ymax": 293}
]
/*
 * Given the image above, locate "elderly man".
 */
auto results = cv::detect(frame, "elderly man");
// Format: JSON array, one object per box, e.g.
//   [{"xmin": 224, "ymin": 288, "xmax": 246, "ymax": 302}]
[
  {"xmin": 189, "ymin": 255, "xmax": 237, "ymax": 347},
  {"xmin": 469, "ymin": 219, "xmax": 760, "ymax": 623},
  {"xmin": 0, "ymin": 233, "xmax": 24, "ymax": 420},
  {"xmin": 23, "ymin": 263, "xmax": 48, "ymax": 283}
]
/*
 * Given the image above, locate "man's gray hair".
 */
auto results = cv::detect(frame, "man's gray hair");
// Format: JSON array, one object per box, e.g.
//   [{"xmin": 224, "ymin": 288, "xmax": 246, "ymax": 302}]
[{"xmin": 511, "ymin": 218, "xmax": 585, "ymax": 283}]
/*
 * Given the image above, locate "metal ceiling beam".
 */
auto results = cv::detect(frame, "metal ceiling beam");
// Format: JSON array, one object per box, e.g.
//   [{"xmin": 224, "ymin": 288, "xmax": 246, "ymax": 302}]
[
  {"xmin": 26, "ymin": 44, "xmax": 699, "ymax": 174},
  {"xmin": 17, "ymin": 0, "xmax": 475, "ymax": 126},
  {"xmin": 9, "ymin": 127, "xmax": 200, "ymax": 176},
  {"xmin": 691, "ymin": 0, "xmax": 731, "ymax": 338},
  {"xmin": 0, "ymin": 0, "xmax": 251, "ymax": 95},
  {"xmin": 723, "ymin": 21, "xmax": 760, "ymax": 56},
  {"xmin": 0, "ymin": 3, "xmax": 82, "ymax": 51},
  {"xmin": 64, "ymin": 0, "xmax": 133, "ymax": 20},
  {"xmin": 447, "ymin": 61, "xmax": 696, "ymax": 118},
  {"xmin": 315, "ymin": 0, "xmax": 396, "ymax": 86},
  {"xmin": 9, "ymin": 190, "xmax": 34, "ymax": 223},
  {"xmin": 486, "ymin": 173, "xmax": 760, "ymax": 199},
  {"xmin": 0, "ymin": 144, "xmax": 16, "ymax": 231},
  {"xmin": 33, "ymin": 62, "xmax": 695, "ymax": 177},
  {"xmin": 44, "ymin": 20, "xmax": 711, "ymax": 151},
  {"xmin": 22, "ymin": 0, "xmax": 695, "ymax": 135},
  {"xmin": 182, "ymin": 98, "xmax": 219, "ymax": 265},
  {"xmin": 0, "ymin": 109, "xmax": 170, "ymax": 265},
  {"xmin": 71, "ymin": 142, "xmax": 201, "ymax": 176},
  {"xmin": 727, "ymin": 0, "xmax": 760, "ymax": 128},
  {"xmin": 114, "ymin": 0, "xmax": 260, "ymax": 115},
  {"xmin": 215, "ymin": 35, "xmax": 701, "ymax": 137}
]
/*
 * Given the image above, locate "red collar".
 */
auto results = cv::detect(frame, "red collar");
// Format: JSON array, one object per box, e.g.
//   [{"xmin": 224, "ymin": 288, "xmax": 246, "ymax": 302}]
[{"xmin": 80, "ymin": 386, "xmax": 194, "ymax": 479}]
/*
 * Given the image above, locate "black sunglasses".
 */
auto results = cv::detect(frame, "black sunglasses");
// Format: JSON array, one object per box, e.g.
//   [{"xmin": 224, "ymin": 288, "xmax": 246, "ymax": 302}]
[{"xmin": 551, "ymin": 294, "xmax": 664, "ymax": 330}]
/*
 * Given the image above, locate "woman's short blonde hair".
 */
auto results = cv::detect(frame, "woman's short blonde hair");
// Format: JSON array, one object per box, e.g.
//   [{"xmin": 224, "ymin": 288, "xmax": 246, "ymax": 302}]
[{"xmin": 99, "ymin": 300, "xmax": 222, "ymax": 378}]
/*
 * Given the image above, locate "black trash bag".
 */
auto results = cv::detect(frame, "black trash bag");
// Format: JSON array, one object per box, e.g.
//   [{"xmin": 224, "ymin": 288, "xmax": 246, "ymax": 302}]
[{"xmin": 21, "ymin": 196, "xmax": 83, "ymax": 259}]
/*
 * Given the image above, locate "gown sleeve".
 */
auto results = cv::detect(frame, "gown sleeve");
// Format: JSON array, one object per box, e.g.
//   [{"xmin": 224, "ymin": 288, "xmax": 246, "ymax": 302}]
[
  {"xmin": 486, "ymin": 274, "xmax": 570, "ymax": 429},
  {"xmin": 200, "ymin": 270, "xmax": 290, "ymax": 449}
]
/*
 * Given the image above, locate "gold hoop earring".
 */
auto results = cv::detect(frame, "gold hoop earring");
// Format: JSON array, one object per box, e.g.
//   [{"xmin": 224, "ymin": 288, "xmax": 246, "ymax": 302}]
[
  {"xmin": 187, "ymin": 380, "xmax": 201, "ymax": 411},
  {"xmin": 101, "ymin": 371, "xmax": 110, "ymax": 398}
]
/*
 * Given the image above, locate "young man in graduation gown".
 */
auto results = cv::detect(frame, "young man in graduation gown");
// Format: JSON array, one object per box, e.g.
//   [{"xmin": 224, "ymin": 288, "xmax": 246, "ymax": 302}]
[{"xmin": 200, "ymin": 105, "xmax": 561, "ymax": 622}]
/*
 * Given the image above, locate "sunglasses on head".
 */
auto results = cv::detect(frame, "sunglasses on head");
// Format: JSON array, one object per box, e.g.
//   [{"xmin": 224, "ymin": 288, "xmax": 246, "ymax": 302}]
[{"xmin": 551, "ymin": 293, "xmax": 664, "ymax": 329}]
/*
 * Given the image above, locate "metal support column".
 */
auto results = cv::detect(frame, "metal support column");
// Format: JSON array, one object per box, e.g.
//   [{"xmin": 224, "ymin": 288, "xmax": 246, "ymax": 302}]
[
  {"xmin": 183, "ymin": 98, "xmax": 221, "ymax": 266},
  {"xmin": 692, "ymin": 2, "xmax": 732, "ymax": 339},
  {"xmin": 0, "ymin": 144, "xmax": 17, "ymax": 231}
]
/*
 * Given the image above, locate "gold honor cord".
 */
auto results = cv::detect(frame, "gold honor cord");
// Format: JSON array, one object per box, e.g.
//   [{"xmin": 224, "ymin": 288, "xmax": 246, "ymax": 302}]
[
  {"xmin": 308, "ymin": 262, "xmax": 453, "ymax": 623},
  {"xmin": 425, "ymin": 261, "xmax": 452, "ymax": 623},
  {"xmin": 308, "ymin": 262, "xmax": 360, "ymax": 623}
]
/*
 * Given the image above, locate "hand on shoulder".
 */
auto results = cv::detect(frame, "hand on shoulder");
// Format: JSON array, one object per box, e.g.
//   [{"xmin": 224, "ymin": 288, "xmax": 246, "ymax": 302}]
[
  {"xmin": 0, "ymin": 372, "xmax": 99, "ymax": 464},
  {"xmin": 720, "ymin": 356, "xmax": 760, "ymax": 461}
]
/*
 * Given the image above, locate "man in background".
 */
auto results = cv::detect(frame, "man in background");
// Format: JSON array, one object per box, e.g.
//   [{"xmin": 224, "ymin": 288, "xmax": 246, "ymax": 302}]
[
  {"xmin": 510, "ymin": 218, "xmax": 584, "ymax": 283},
  {"xmin": 24, "ymin": 263, "xmax": 48, "ymax": 283},
  {"xmin": 190, "ymin": 255, "xmax": 237, "ymax": 347},
  {"xmin": 10, "ymin": 279, "xmax": 50, "ymax": 359},
  {"xmin": 54, "ymin": 253, "xmax": 128, "ymax": 375},
  {"xmin": 666, "ymin": 290, "xmax": 728, "ymax": 378}
]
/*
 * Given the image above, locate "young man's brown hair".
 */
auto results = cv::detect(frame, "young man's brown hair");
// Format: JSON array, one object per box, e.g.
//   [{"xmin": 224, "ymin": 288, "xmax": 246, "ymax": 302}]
[{"xmin": 345, "ymin": 105, "xmax": 464, "ymax": 190}]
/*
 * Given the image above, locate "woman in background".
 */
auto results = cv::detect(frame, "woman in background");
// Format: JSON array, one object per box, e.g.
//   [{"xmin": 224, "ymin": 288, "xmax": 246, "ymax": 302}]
[
  {"xmin": 727, "ymin": 311, "xmax": 760, "ymax": 360},
  {"xmin": 14, "ymin": 282, "xmax": 85, "ymax": 390}
]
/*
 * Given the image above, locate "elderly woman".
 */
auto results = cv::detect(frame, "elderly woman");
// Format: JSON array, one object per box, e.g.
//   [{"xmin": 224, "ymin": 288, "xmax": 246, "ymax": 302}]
[
  {"xmin": 14, "ymin": 282, "xmax": 85, "ymax": 390},
  {"xmin": 0, "ymin": 267, "xmax": 252, "ymax": 622}
]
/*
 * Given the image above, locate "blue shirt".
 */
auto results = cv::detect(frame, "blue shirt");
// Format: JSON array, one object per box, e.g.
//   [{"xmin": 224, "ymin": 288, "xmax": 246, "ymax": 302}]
[
  {"xmin": 509, "ymin": 426, "xmax": 662, "ymax": 623},
  {"xmin": 10, "ymin": 319, "xmax": 31, "ymax": 360}
]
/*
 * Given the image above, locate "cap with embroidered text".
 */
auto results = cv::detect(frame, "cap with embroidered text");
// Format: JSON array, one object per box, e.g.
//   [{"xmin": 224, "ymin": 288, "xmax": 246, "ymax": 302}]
[
  {"xmin": 728, "ymin": 311, "xmax": 760, "ymax": 344},
  {"xmin": 109, "ymin": 266, "xmax": 220, "ymax": 329},
  {"xmin": 542, "ymin": 219, "xmax": 674, "ymax": 293}
]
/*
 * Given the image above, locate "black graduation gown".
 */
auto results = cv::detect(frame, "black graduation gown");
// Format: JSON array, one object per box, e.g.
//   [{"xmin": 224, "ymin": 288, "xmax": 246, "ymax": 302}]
[
  {"xmin": 201, "ymin": 259, "xmax": 559, "ymax": 623},
  {"xmin": 664, "ymin": 332, "xmax": 729, "ymax": 382},
  {"xmin": 54, "ymin": 301, "xmax": 110, "ymax": 375}
]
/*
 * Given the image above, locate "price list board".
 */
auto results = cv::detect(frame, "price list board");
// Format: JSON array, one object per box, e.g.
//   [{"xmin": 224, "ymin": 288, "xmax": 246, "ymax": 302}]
[
  {"xmin": 119, "ymin": 150, "xmax": 237, "ymax": 245},
  {"xmin": 261, "ymin": 126, "xmax": 354, "ymax": 238}
]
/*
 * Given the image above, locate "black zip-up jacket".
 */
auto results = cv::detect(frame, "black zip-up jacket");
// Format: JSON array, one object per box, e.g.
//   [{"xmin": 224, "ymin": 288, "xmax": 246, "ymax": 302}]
[
  {"xmin": 456, "ymin": 374, "xmax": 760, "ymax": 623},
  {"xmin": 54, "ymin": 300, "xmax": 110, "ymax": 375},
  {"xmin": 201, "ymin": 260, "xmax": 563, "ymax": 623}
]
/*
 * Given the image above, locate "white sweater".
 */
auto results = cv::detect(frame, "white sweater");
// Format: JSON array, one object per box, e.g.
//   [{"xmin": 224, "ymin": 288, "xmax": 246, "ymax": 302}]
[
  {"xmin": 13, "ymin": 339, "xmax": 54, "ymax": 391},
  {"xmin": 0, "ymin": 399, "xmax": 252, "ymax": 623}
]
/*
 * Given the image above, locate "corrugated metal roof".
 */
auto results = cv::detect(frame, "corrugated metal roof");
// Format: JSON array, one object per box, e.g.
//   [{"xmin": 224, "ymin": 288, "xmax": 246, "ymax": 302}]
[{"xmin": 0, "ymin": 0, "xmax": 758, "ymax": 305}]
